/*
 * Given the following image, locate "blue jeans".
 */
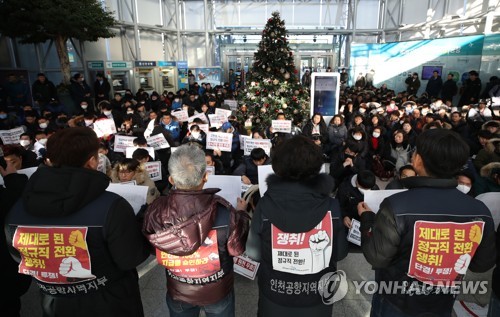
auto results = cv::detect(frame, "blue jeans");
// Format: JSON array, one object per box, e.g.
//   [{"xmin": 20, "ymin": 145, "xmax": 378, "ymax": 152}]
[
  {"xmin": 488, "ymin": 291, "xmax": 500, "ymax": 317},
  {"xmin": 166, "ymin": 290, "xmax": 235, "ymax": 317},
  {"xmin": 371, "ymin": 294, "xmax": 410, "ymax": 317}
]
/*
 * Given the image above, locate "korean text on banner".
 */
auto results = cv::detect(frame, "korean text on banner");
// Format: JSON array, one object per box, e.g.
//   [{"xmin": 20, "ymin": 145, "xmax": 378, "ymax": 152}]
[
  {"xmin": 93, "ymin": 119, "xmax": 117, "ymax": 138},
  {"xmin": 144, "ymin": 161, "xmax": 162, "ymax": 181},
  {"xmin": 172, "ymin": 109, "xmax": 189, "ymax": 122},
  {"xmin": 239, "ymin": 135, "xmax": 251, "ymax": 150},
  {"xmin": 146, "ymin": 134, "xmax": 170, "ymax": 149},
  {"xmin": 208, "ymin": 114, "xmax": 226, "ymax": 129},
  {"xmin": 13, "ymin": 226, "xmax": 95, "ymax": 283},
  {"xmin": 0, "ymin": 127, "xmax": 25, "ymax": 145},
  {"xmin": 206, "ymin": 132, "xmax": 233, "ymax": 152},
  {"xmin": 215, "ymin": 108, "xmax": 232, "ymax": 119},
  {"xmin": 271, "ymin": 120, "xmax": 292, "ymax": 133},
  {"xmin": 408, "ymin": 220, "xmax": 485, "ymax": 285},
  {"xmin": 188, "ymin": 113, "xmax": 209, "ymax": 123},
  {"xmin": 224, "ymin": 100, "xmax": 238, "ymax": 111},
  {"xmin": 272, "ymin": 211, "xmax": 333, "ymax": 275},
  {"xmin": 234, "ymin": 255, "xmax": 260, "ymax": 280},
  {"xmin": 244, "ymin": 139, "xmax": 272, "ymax": 156},
  {"xmin": 113, "ymin": 135, "xmax": 137, "ymax": 153}
]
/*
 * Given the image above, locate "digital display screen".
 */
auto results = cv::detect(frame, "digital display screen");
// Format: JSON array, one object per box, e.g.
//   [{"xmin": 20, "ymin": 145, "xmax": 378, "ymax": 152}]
[
  {"xmin": 313, "ymin": 76, "xmax": 337, "ymax": 117},
  {"xmin": 421, "ymin": 66, "xmax": 443, "ymax": 80}
]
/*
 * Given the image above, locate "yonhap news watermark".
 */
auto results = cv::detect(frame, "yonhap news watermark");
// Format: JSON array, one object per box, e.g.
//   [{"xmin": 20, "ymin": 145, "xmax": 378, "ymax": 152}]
[{"xmin": 318, "ymin": 270, "xmax": 489, "ymax": 305}]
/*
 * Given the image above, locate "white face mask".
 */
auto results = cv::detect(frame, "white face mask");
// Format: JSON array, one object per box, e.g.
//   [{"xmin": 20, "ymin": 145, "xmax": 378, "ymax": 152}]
[
  {"xmin": 81, "ymin": 105, "xmax": 88, "ymax": 110},
  {"xmin": 456, "ymin": 184, "xmax": 471, "ymax": 194},
  {"xmin": 174, "ymin": 99, "xmax": 180, "ymax": 102},
  {"xmin": 103, "ymin": 111, "xmax": 112, "ymax": 116},
  {"xmin": 359, "ymin": 108, "xmax": 366, "ymax": 114},
  {"xmin": 38, "ymin": 138, "xmax": 48, "ymax": 146},
  {"xmin": 127, "ymin": 111, "xmax": 134, "ymax": 115},
  {"xmin": 191, "ymin": 132, "xmax": 200, "ymax": 139},
  {"xmin": 20, "ymin": 140, "xmax": 30, "ymax": 147},
  {"xmin": 85, "ymin": 120, "xmax": 94, "ymax": 126},
  {"xmin": 39, "ymin": 122, "xmax": 48, "ymax": 129},
  {"xmin": 372, "ymin": 132, "xmax": 380, "ymax": 138},
  {"xmin": 353, "ymin": 134, "xmax": 362, "ymax": 141}
]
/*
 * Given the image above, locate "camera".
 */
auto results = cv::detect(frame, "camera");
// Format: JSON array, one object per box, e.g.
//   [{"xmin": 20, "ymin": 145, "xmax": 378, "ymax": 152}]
[{"xmin": 312, "ymin": 134, "xmax": 321, "ymax": 141}]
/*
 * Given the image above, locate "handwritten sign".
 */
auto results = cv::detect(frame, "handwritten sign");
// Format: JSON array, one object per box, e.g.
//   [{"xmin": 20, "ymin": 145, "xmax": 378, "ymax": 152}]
[
  {"xmin": 206, "ymin": 132, "xmax": 233, "ymax": 152},
  {"xmin": 93, "ymin": 118, "xmax": 117, "ymax": 138},
  {"xmin": 171, "ymin": 109, "xmax": 189, "ymax": 122},
  {"xmin": 125, "ymin": 146, "xmax": 156, "ymax": 160},
  {"xmin": 271, "ymin": 120, "xmax": 292, "ymax": 133},
  {"xmin": 188, "ymin": 122, "xmax": 209, "ymax": 134},
  {"xmin": 244, "ymin": 139, "xmax": 272, "ymax": 156},
  {"xmin": 144, "ymin": 161, "xmax": 162, "ymax": 181},
  {"xmin": 113, "ymin": 135, "xmax": 137, "ymax": 153},
  {"xmin": 146, "ymin": 134, "xmax": 170, "ymax": 150},
  {"xmin": 0, "ymin": 127, "xmax": 24, "ymax": 145}
]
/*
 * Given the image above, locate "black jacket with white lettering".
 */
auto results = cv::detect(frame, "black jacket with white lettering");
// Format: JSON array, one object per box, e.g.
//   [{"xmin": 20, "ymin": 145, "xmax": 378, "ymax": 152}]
[
  {"xmin": 6, "ymin": 166, "xmax": 150, "ymax": 317},
  {"xmin": 251, "ymin": 174, "xmax": 348, "ymax": 307},
  {"xmin": 360, "ymin": 176, "xmax": 496, "ymax": 316}
]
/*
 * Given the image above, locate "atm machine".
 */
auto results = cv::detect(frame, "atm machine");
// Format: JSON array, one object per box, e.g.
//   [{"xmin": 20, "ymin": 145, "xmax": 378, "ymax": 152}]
[
  {"xmin": 134, "ymin": 61, "xmax": 157, "ymax": 95},
  {"xmin": 104, "ymin": 61, "xmax": 134, "ymax": 96},
  {"xmin": 157, "ymin": 61, "xmax": 179, "ymax": 93}
]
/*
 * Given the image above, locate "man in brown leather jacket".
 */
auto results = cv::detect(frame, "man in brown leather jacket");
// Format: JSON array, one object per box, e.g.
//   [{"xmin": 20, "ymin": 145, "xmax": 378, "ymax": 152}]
[{"xmin": 143, "ymin": 144, "xmax": 250, "ymax": 317}]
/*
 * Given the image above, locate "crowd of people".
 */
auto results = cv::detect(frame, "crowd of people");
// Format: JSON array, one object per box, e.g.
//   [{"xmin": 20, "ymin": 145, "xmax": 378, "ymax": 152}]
[{"xmin": 0, "ymin": 67, "xmax": 499, "ymax": 317}]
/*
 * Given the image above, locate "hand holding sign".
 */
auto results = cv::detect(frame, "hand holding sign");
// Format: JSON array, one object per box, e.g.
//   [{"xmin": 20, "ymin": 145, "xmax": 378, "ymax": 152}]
[
  {"xmin": 469, "ymin": 224, "xmax": 482, "ymax": 244},
  {"xmin": 59, "ymin": 257, "xmax": 93, "ymax": 278},
  {"xmin": 69, "ymin": 230, "xmax": 87, "ymax": 250}
]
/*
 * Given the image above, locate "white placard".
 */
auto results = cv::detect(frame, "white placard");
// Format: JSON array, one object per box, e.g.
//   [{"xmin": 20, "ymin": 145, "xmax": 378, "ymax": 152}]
[
  {"xmin": 244, "ymin": 139, "xmax": 272, "ymax": 156},
  {"xmin": 239, "ymin": 135, "xmax": 251, "ymax": 150},
  {"xmin": 0, "ymin": 127, "xmax": 25, "ymax": 145},
  {"xmin": 453, "ymin": 301, "xmax": 488, "ymax": 317},
  {"xmin": 125, "ymin": 146, "xmax": 156, "ymax": 160},
  {"xmin": 233, "ymin": 255, "xmax": 260, "ymax": 280},
  {"xmin": 106, "ymin": 183, "xmax": 148, "ymax": 215},
  {"xmin": 146, "ymin": 134, "xmax": 170, "ymax": 150},
  {"xmin": 208, "ymin": 114, "xmax": 226, "ymax": 128},
  {"xmin": 364, "ymin": 189, "xmax": 407, "ymax": 213},
  {"xmin": 347, "ymin": 219, "xmax": 361, "ymax": 246},
  {"xmin": 224, "ymin": 100, "xmax": 238, "ymax": 111},
  {"xmin": 206, "ymin": 165, "xmax": 215, "ymax": 176},
  {"xmin": 206, "ymin": 132, "xmax": 233, "ymax": 152},
  {"xmin": 271, "ymin": 120, "xmax": 292, "ymax": 133},
  {"xmin": 215, "ymin": 108, "xmax": 232, "ymax": 119},
  {"xmin": 144, "ymin": 161, "xmax": 162, "ymax": 181},
  {"xmin": 113, "ymin": 135, "xmax": 137, "ymax": 153},
  {"xmin": 17, "ymin": 167, "xmax": 38, "ymax": 179},
  {"xmin": 188, "ymin": 113, "xmax": 209, "ymax": 123},
  {"xmin": 171, "ymin": 109, "xmax": 189, "ymax": 122},
  {"xmin": 93, "ymin": 118, "xmax": 117, "ymax": 138},
  {"xmin": 203, "ymin": 175, "xmax": 241, "ymax": 207},
  {"xmin": 258, "ymin": 165, "xmax": 275, "ymax": 197}
]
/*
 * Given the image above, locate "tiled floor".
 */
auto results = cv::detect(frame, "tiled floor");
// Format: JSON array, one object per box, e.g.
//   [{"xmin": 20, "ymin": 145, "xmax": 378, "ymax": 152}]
[{"xmin": 19, "ymin": 251, "xmax": 493, "ymax": 317}]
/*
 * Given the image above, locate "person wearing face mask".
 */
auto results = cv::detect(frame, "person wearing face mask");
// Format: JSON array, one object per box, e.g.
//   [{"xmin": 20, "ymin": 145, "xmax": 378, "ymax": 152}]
[
  {"xmin": 181, "ymin": 124, "xmax": 206, "ymax": 147},
  {"xmin": 19, "ymin": 133, "xmax": 35, "ymax": 152},
  {"xmin": 337, "ymin": 170, "xmax": 378, "ymax": 230},
  {"xmin": 455, "ymin": 169, "xmax": 476, "ymax": 196},
  {"xmin": 330, "ymin": 141, "xmax": 366, "ymax": 192},
  {"xmin": 346, "ymin": 126, "xmax": 369, "ymax": 158},
  {"xmin": 367, "ymin": 126, "xmax": 388, "ymax": 171},
  {"xmin": 37, "ymin": 117, "xmax": 50, "ymax": 132},
  {"xmin": 171, "ymin": 95, "xmax": 182, "ymax": 111},
  {"xmin": 99, "ymin": 101, "xmax": 123, "ymax": 129}
]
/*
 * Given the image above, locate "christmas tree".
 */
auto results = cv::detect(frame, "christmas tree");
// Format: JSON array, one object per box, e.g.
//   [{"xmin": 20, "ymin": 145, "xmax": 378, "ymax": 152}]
[{"xmin": 236, "ymin": 11, "xmax": 310, "ymax": 132}]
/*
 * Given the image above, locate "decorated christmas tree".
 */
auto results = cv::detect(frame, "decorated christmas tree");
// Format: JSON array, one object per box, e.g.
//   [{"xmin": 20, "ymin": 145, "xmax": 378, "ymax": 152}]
[{"xmin": 236, "ymin": 11, "xmax": 310, "ymax": 132}]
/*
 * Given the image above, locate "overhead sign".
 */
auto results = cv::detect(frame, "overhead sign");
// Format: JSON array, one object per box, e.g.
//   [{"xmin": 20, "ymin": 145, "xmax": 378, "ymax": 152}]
[
  {"xmin": 135, "ymin": 61, "xmax": 157, "ymax": 67},
  {"xmin": 105, "ymin": 61, "xmax": 132, "ymax": 69}
]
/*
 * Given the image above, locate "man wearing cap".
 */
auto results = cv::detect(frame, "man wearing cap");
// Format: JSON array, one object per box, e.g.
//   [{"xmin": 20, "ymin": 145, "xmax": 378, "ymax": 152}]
[
  {"xmin": 32, "ymin": 73, "xmax": 58, "ymax": 108},
  {"xmin": 358, "ymin": 129, "xmax": 496, "ymax": 316},
  {"xmin": 94, "ymin": 73, "xmax": 111, "ymax": 104},
  {"xmin": 459, "ymin": 70, "xmax": 482, "ymax": 107}
]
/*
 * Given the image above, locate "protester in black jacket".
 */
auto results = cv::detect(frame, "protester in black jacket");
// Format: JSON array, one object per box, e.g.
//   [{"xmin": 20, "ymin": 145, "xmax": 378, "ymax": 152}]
[
  {"xmin": 358, "ymin": 129, "xmax": 496, "ymax": 316},
  {"xmin": 441, "ymin": 73, "xmax": 458, "ymax": 102}
]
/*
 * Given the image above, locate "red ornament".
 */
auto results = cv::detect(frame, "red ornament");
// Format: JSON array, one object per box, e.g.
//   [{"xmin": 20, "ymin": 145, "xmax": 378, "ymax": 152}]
[
  {"xmin": 264, "ymin": 103, "xmax": 269, "ymax": 108},
  {"xmin": 294, "ymin": 69, "xmax": 298, "ymax": 74}
]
